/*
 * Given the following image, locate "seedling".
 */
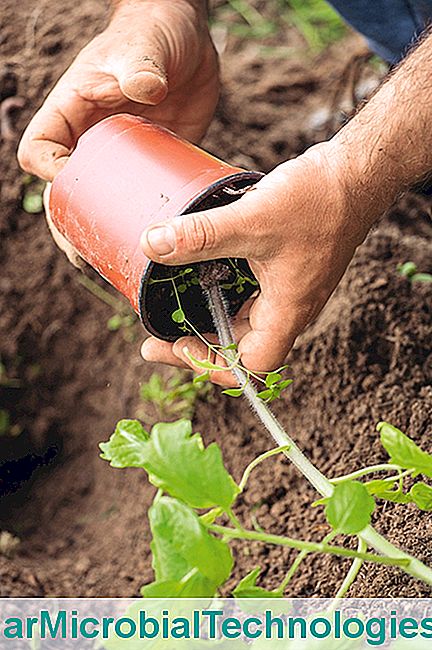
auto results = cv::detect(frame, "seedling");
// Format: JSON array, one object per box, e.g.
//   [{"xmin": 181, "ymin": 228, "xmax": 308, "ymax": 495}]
[
  {"xmin": 283, "ymin": 0, "xmax": 346, "ymax": 53},
  {"xmin": 215, "ymin": 0, "xmax": 278, "ymax": 39},
  {"xmin": 21, "ymin": 174, "xmax": 44, "ymax": 214},
  {"xmin": 397, "ymin": 261, "xmax": 432, "ymax": 283},
  {"xmin": 151, "ymin": 267, "xmax": 293, "ymax": 404},
  {"xmin": 102, "ymin": 262, "xmax": 432, "ymax": 597},
  {"xmin": 138, "ymin": 370, "xmax": 212, "ymax": 423},
  {"xmin": 100, "ymin": 418, "xmax": 432, "ymax": 597}
]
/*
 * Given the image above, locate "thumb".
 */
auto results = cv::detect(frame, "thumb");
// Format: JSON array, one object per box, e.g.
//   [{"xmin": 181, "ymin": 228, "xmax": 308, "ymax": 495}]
[
  {"xmin": 141, "ymin": 201, "xmax": 258, "ymax": 265},
  {"xmin": 117, "ymin": 53, "xmax": 168, "ymax": 106}
]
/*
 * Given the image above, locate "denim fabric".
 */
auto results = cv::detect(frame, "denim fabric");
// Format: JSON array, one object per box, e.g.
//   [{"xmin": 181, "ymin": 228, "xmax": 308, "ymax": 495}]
[{"xmin": 327, "ymin": 0, "xmax": 432, "ymax": 63}]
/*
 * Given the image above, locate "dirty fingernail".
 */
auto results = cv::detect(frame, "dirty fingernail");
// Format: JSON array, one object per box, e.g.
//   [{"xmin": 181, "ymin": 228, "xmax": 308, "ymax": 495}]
[{"xmin": 146, "ymin": 226, "xmax": 175, "ymax": 255}]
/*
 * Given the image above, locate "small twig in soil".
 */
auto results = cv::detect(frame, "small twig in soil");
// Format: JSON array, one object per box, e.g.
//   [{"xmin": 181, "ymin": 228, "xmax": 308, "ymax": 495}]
[{"xmin": 0, "ymin": 96, "xmax": 25, "ymax": 141}]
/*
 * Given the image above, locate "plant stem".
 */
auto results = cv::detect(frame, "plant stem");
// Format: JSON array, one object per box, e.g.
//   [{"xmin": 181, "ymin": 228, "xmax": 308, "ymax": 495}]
[
  {"xmin": 206, "ymin": 283, "xmax": 432, "ymax": 587},
  {"xmin": 207, "ymin": 284, "xmax": 331, "ymax": 496},
  {"xmin": 330, "ymin": 464, "xmax": 404, "ymax": 484},
  {"xmin": 239, "ymin": 445, "xmax": 290, "ymax": 492},
  {"xmin": 333, "ymin": 538, "xmax": 366, "ymax": 599},
  {"xmin": 279, "ymin": 550, "xmax": 309, "ymax": 593},
  {"xmin": 208, "ymin": 524, "xmax": 409, "ymax": 567},
  {"xmin": 77, "ymin": 275, "xmax": 130, "ymax": 314},
  {"xmin": 278, "ymin": 532, "xmax": 336, "ymax": 594}
]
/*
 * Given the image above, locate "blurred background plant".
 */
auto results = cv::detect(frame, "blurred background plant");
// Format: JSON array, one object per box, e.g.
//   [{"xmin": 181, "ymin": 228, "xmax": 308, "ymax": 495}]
[{"xmin": 137, "ymin": 370, "xmax": 213, "ymax": 424}]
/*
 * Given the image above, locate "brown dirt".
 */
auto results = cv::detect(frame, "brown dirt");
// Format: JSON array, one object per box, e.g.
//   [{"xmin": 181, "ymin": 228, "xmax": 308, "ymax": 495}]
[{"xmin": 0, "ymin": 0, "xmax": 431, "ymax": 598}]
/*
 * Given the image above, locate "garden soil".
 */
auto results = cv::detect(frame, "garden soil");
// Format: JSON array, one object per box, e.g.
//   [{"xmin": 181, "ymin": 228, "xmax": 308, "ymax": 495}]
[{"xmin": 0, "ymin": 0, "xmax": 431, "ymax": 597}]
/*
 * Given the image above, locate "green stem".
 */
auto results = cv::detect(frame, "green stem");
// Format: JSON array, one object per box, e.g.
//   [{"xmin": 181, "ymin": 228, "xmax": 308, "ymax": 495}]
[
  {"xmin": 208, "ymin": 524, "xmax": 409, "ymax": 568},
  {"xmin": 77, "ymin": 275, "xmax": 130, "ymax": 314},
  {"xmin": 278, "ymin": 532, "xmax": 336, "ymax": 593},
  {"xmin": 333, "ymin": 538, "xmax": 366, "ymax": 600},
  {"xmin": 239, "ymin": 446, "xmax": 290, "ymax": 492},
  {"xmin": 207, "ymin": 284, "xmax": 432, "ymax": 587},
  {"xmin": 227, "ymin": 509, "xmax": 243, "ymax": 530},
  {"xmin": 330, "ymin": 464, "xmax": 404, "ymax": 484}
]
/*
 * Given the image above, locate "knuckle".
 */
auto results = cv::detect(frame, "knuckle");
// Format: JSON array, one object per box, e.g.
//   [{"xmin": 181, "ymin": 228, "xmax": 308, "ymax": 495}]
[{"xmin": 180, "ymin": 213, "xmax": 217, "ymax": 254}]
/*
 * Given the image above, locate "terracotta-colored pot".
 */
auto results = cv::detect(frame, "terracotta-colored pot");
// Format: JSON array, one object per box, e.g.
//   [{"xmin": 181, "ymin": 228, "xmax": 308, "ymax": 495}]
[{"xmin": 50, "ymin": 114, "xmax": 262, "ymax": 340}]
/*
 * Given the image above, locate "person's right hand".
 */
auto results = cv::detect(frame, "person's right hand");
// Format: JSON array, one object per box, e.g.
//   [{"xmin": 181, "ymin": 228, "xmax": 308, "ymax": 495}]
[{"xmin": 18, "ymin": 0, "xmax": 219, "ymax": 181}]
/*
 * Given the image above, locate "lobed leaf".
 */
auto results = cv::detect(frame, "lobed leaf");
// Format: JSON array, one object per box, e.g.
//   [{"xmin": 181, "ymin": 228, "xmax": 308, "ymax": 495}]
[
  {"xmin": 378, "ymin": 422, "xmax": 432, "ymax": 477},
  {"xmin": 410, "ymin": 482, "xmax": 432, "ymax": 511},
  {"xmin": 365, "ymin": 479, "xmax": 411, "ymax": 504},
  {"xmin": 141, "ymin": 569, "xmax": 216, "ymax": 598},
  {"xmin": 233, "ymin": 567, "xmax": 282, "ymax": 599},
  {"xmin": 325, "ymin": 481, "xmax": 375, "ymax": 534},
  {"xmin": 141, "ymin": 419, "xmax": 239, "ymax": 509},
  {"xmin": 99, "ymin": 419, "xmax": 150, "ymax": 467},
  {"xmin": 148, "ymin": 497, "xmax": 233, "ymax": 595}
]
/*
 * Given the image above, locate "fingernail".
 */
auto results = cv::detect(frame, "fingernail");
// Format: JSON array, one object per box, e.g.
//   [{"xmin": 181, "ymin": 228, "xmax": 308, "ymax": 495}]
[{"xmin": 146, "ymin": 226, "xmax": 175, "ymax": 255}]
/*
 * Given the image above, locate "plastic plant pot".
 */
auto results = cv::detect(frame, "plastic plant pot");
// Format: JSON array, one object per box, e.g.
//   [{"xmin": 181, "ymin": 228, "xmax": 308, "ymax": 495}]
[{"xmin": 50, "ymin": 114, "xmax": 262, "ymax": 341}]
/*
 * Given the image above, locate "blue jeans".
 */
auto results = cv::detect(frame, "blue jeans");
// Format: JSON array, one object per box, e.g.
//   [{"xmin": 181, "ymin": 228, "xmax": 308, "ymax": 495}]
[{"xmin": 328, "ymin": 0, "xmax": 432, "ymax": 63}]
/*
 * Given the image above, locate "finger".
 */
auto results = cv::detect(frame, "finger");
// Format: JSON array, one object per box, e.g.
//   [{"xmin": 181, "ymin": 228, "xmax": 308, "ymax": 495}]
[
  {"xmin": 141, "ymin": 338, "xmax": 190, "ymax": 370},
  {"xmin": 237, "ymin": 289, "xmax": 311, "ymax": 373},
  {"xmin": 115, "ymin": 57, "xmax": 168, "ymax": 106},
  {"xmin": 140, "ymin": 192, "xmax": 267, "ymax": 266},
  {"xmin": 17, "ymin": 99, "xmax": 73, "ymax": 180}
]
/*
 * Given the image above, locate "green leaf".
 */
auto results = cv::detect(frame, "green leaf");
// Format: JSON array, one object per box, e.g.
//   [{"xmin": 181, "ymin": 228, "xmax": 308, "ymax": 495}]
[
  {"xmin": 378, "ymin": 422, "xmax": 432, "ymax": 477},
  {"xmin": 233, "ymin": 567, "xmax": 282, "ymax": 598},
  {"xmin": 99, "ymin": 419, "xmax": 150, "ymax": 467},
  {"xmin": 365, "ymin": 479, "xmax": 411, "ymax": 504},
  {"xmin": 107, "ymin": 314, "xmax": 123, "ymax": 331},
  {"xmin": 171, "ymin": 308, "xmax": 185, "ymax": 323},
  {"xmin": 193, "ymin": 371, "xmax": 210, "ymax": 384},
  {"xmin": 325, "ymin": 481, "xmax": 375, "ymax": 534},
  {"xmin": 223, "ymin": 343, "xmax": 238, "ymax": 351},
  {"xmin": 149, "ymin": 497, "xmax": 233, "ymax": 592},
  {"xmin": 411, "ymin": 272, "xmax": 432, "ymax": 283},
  {"xmin": 177, "ymin": 284, "xmax": 187, "ymax": 293},
  {"xmin": 141, "ymin": 569, "xmax": 216, "ymax": 598},
  {"xmin": 184, "ymin": 349, "xmax": 227, "ymax": 371},
  {"xmin": 222, "ymin": 387, "xmax": 245, "ymax": 397},
  {"xmin": 139, "ymin": 419, "xmax": 239, "ymax": 509},
  {"xmin": 265, "ymin": 372, "xmax": 282, "ymax": 388},
  {"xmin": 277, "ymin": 379, "xmax": 293, "ymax": 390},
  {"xmin": 256, "ymin": 388, "xmax": 273, "ymax": 401},
  {"xmin": 410, "ymin": 482, "xmax": 432, "ymax": 510},
  {"xmin": 397, "ymin": 261, "xmax": 417, "ymax": 277}
]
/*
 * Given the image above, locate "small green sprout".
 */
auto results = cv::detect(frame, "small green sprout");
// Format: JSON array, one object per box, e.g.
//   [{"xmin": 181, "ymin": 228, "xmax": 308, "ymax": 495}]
[
  {"xmin": 22, "ymin": 175, "xmax": 44, "ymax": 214},
  {"xmin": 138, "ymin": 370, "xmax": 211, "ymax": 423},
  {"xmin": 397, "ymin": 261, "xmax": 432, "ymax": 283}
]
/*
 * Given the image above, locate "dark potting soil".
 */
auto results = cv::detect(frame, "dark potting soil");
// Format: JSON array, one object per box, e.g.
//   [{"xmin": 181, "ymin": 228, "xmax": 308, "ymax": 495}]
[{"xmin": 0, "ymin": 0, "xmax": 431, "ymax": 598}]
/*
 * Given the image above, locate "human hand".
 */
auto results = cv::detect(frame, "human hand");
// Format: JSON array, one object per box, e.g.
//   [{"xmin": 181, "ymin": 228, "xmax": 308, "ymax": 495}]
[
  {"xmin": 140, "ymin": 141, "xmax": 378, "ymax": 386},
  {"xmin": 18, "ymin": 0, "xmax": 219, "ymax": 180}
]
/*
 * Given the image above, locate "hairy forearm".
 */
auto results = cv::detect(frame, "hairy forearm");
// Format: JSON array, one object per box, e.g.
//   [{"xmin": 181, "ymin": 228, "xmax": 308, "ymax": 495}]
[{"xmin": 332, "ymin": 31, "xmax": 432, "ymax": 228}]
